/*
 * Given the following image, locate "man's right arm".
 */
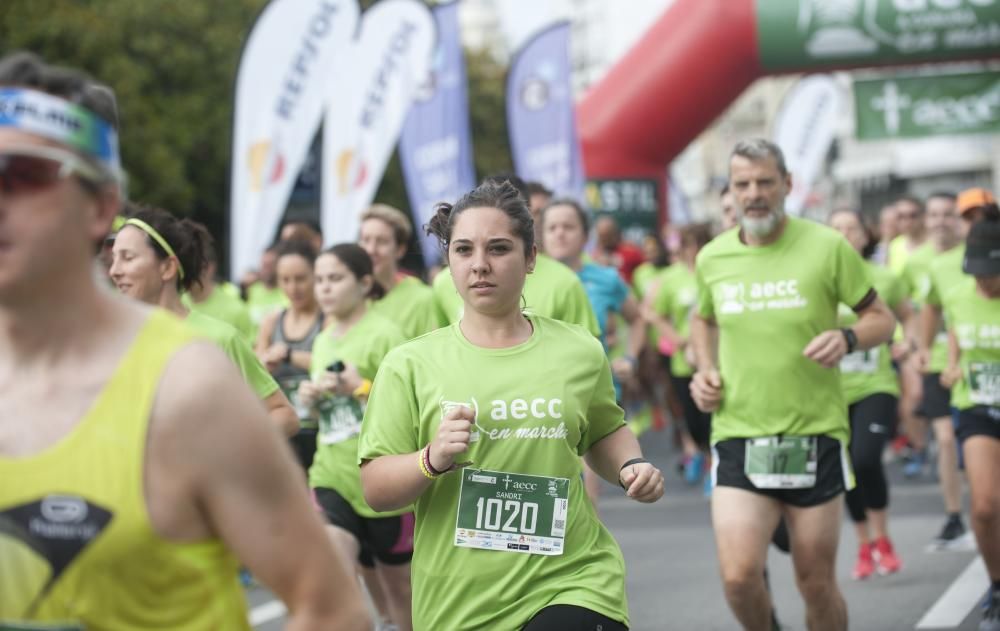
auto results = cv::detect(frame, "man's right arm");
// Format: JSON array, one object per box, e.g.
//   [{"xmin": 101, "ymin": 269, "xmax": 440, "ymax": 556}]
[
  {"xmin": 152, "ymin": 343, "xmax": 370, "ymax": 631},
  {"xmin": 689, "ymin": 313, "xmax": 723, "ymax": 412},
  {"xmin": 690, "ymin": 313, "xmax": 718, "ymax": 373}
]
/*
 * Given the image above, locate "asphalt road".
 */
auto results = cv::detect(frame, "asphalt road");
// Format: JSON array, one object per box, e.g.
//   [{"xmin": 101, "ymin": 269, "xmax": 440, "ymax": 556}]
[{"xmin": 246, "ymin": 429, "xmax": 988, "ymax": 630}]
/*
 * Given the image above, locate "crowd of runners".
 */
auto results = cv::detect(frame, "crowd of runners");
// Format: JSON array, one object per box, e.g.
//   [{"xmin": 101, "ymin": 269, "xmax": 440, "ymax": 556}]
[{"xmin": 2, "ymin": 53, "xmax": 999, "ymax": 631}]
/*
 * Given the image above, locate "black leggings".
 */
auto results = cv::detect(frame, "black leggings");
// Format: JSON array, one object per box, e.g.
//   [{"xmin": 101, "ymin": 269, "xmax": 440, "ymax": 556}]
[
  {"xmin": 522, "ymin": 605, "xmax": 628, "ymax": 631},
  {"xmin": 668, "ymin": 374, "xmax": 712, "ymax": 449},
  {"xmin": 845, "ymin": 393, "xmax": 897, "ymax": 523}
]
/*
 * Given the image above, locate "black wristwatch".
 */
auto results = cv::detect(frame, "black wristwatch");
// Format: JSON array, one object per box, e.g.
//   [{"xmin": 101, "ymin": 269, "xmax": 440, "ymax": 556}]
[
  {"xmin": 284, "ymin": 347, "xmax": 293, "ymax": 364},
  {"xmin": 840, "ymin": 328, "xmax": 858, "ymax": 354}
]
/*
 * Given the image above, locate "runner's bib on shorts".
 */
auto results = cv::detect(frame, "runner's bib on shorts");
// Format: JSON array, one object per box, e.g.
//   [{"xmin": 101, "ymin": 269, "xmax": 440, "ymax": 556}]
[
  {"xmin": 316, "ymin": 396, "xmax": 363, "ymax": 444},
  {"xmin": 744, "ymin": 436, "xmax": 818, "ymax": 489},
  {"xmin": 839, "ymin": 348, "xmax": 879, "ymax": 374},
  {"xmin": 968, "ymin": 362, "xmax": 1000, "ymax": 406},
  {"xmin": 454, "ymin": 469, "xmax": 569, "ymax": 556}
]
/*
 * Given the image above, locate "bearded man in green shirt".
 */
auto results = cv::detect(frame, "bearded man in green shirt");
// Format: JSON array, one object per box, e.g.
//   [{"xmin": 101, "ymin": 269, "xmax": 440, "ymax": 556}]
[{"xmin": 689, "ymin": 139, "xmax": 896, "ymax": 631}]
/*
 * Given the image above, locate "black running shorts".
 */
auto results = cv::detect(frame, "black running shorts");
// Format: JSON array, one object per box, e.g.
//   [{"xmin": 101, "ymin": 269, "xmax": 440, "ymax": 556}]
[
  {"xmin": 956, "ymin": 406, "xmax": 1000, "ymax": 444},
  {"xmin": 917, "ymin": 373, "xmax": 952, "ymax": 420},
  {"xmin": 312, "ymin": 487, "xmax": 414, "ymax": 566},
  {"xmin": 711, "ymin": 435, "xmax": 850, "ymax": 508}
]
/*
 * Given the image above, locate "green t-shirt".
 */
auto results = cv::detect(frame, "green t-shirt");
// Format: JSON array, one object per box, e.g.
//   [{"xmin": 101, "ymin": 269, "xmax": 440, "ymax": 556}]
[
  {"xmin": 925, "ymin": 245, "xmax": 966, "ymax": 308},
  {"xmin": 185, "ymin": 310, "xmax": 279, "ymax": 399},
  {"xmin": 631, "ymin": 262, "xmax": 662, "ymax": 301},
  {"xmin": 358, "ymin": 316, "xmax": 629, "ymax": 630},
  {"xmin": 370, "ymin": 275, "xmax": 444, "ymax": 340},
  {"xmin": 900, "ymin": 243, "xmax": 934, "ymax": 304},
  {"xmin": 246, "ymin": 282, "xmax": 289, "ymax": 328},
  {"xmin": 652, "ymin": 264, "xmax": 698, "ymax": 377},
  {"xmin": 888, "ymin": 234, "xmax": 920, "ymax": 276},
  {"xmin": 695, "ymin": 218, "xmax": 873, "ymax": 445},
  {"xmin": 838, "ymin": 263, "xmax": 904, "ymax": 404},
  {"xmin": 902, "ymin": 243, "xmax": 962, "ymax": 373},
  {"xmin": 183, "ymin": 285, "xmax": 255, "ymax": 344},
  {"xmin": 924, "ymin": 245, "xmax": 966, "ymax": 373},
  {"xmin": 944, "ymin": 280, "xmax": 1000, "ymax": 411},
  {"xmin": 308, "ymin": 311, "xmax": 406, "ymax": 518},
  {"xmin": 432, "ymin": 254, "xmax": 601, "ymax": 338}
]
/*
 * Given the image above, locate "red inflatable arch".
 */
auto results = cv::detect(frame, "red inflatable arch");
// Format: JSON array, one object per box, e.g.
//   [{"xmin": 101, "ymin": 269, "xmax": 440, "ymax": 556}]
[{"xmin": 577, "ymin": 0, "xmax": 1000, "ymax": 225}]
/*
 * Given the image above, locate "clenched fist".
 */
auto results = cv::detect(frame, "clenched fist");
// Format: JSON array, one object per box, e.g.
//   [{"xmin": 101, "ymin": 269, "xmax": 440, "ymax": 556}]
[{"xmin": 428, "ymin": 404, "xmax": 475, "ymax": 472}]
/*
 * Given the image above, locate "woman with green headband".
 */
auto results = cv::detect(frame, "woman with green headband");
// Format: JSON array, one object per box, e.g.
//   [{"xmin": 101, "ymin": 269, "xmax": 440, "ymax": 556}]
[{"xmin": 110, "ymin": 204, "xmax": 298, "ymax": 437}]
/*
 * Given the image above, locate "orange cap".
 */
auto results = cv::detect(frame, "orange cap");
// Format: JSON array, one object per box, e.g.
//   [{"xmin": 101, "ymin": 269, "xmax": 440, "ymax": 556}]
[{"xmin": 957, "ymin": 187, "xmax": 997, "ymax": 215}]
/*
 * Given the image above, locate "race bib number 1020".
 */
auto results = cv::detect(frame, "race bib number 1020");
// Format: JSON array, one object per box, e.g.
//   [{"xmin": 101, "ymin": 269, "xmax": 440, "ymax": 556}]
[{"xmin": 454, "ymin": 469, "xmax": 569, "ymax": 556}]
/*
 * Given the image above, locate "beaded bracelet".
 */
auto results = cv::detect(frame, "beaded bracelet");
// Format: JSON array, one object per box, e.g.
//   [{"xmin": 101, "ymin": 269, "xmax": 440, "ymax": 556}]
[
  {"xmin": 424, "ymin": 445, "xmax": 450, "ymax": 476},
  {"xmin": 417, "ymin": 447, "xmax": 440, "ymax": 480}
]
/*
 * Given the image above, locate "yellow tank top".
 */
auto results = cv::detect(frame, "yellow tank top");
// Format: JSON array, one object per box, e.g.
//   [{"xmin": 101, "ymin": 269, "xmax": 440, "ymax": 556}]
[{"xmin": 0, "ymin": 310, "xmax": 250, "ymax": 630}]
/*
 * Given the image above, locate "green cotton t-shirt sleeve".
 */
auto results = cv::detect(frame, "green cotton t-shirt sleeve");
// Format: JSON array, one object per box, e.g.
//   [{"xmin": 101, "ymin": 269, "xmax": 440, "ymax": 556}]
[
  {"xmin": 834, "ymin": 237, "xmax": 874, "ymax": 308},
  {"xmin": 358, "ymin": 359, "xmax": 421, "ymax": 462},
  {"xmin": 925, "ymin": 274, "xmax": 941, "ymax": 307},
  {"xmin": 224, "ymin": 334, "xmax": 280, "ymax": 399},
  {"xmin": 578, "ymin": 351, "xmax": 626, "ymax": 455},
  {"xmin": 883, "ymin": 272, "xmax": 905, "ymax": 311},
  {"xmin": 652, "ymin": 269, "xmax": 675, "ymax": 318},
  {"xmin": 235, "ymin": 309, "xmax": 254, "ymax": 342},
  {"xmin": 558, "ymin": 279, "xmax": 601, "ymax": 338},
  {"xmin": 695, "ymin": 260, "xmax": 714, "ymax": 321},
  {"xmin": 413, "ymin": 289, "xmax": 446, "ymax": 336},
  {"xmin": 432, "ymin": 271, "xmax": 462, "ymax": 325}
]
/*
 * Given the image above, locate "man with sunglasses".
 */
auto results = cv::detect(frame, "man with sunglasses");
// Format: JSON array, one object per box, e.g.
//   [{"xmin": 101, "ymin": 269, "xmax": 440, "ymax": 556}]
[{"xmin": 0, "ymin": 52, "xmax": 369, "ymax": 629}]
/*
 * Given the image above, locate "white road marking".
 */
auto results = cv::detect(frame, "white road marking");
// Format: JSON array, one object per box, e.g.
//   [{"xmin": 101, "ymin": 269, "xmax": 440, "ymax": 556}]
[
  {"xmin": 916, "ymin": 556, "xmax": 988, "ymax": 629},
  {"xmin": 249, "ymin": 600, "xmax": 287, "ymax": 627}
]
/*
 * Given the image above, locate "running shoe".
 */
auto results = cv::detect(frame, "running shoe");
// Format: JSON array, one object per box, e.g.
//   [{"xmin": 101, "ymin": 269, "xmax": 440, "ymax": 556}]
[
  {"xmin": 851, "ymin": 543, "xmax": 875, "ymax": 580},
  {"xmin": 676, "ymin": 456, "xmax": 688, "ymax": 477},
  {"xmin": 684, "ymin": 452, "xmax": 705, "ymax": 485},
  {"xmin": 873, "ymin": 537, "xmax": 901, "ymax": 575},
  {"xmin": 239, "ymin": 568, "xmax": 257, "ymax": 588},
  {"xmin": 981, "ymin": 588, "xmax": 1000, "ymax": 631},
  {"xmin": 930, "ymin": 514, "xmax": 971, "ymax": 551},
  {"xmin": 902, "ymin": 451, "xmax": 926, "ymax": 478},
  {"xmin": 890, "ymin": 435, "xmax": 909, "ymax": 457}
]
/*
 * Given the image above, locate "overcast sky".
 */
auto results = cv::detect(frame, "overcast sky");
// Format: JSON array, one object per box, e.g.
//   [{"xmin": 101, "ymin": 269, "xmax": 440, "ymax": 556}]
[{"xmin": 495, "ymin": 0, "xmax": 674, "ymax": 68}]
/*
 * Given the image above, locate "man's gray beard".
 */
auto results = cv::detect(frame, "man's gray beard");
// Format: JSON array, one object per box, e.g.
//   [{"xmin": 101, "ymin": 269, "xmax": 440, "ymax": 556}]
[{"xmin": 740, "ymin": 207, "xmax": 785, "ymax": 238}]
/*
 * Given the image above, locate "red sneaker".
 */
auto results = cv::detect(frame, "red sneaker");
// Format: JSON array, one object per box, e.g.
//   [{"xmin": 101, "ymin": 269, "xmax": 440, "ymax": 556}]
[
  {"xmin": 873, "ymin": 537, "xmax": 902, "ymax": 575},
  {"xmin": 890, "ymin": 435, "xmax": 908, "ymax": 455},
  {"xmin": 852, "ymin": 543, "xmax": 875, "ymax": 580},
  {"xmin": 652, "ymin": 406, "xmax": 666, "ymax": 431}
]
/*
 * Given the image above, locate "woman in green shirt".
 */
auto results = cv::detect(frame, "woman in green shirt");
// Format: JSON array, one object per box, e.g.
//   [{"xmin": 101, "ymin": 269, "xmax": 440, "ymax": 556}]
[
  {"xmin": 647, "ymin": 223, "xmax": 714, "ymax": 490},
  {"xmin": 941, "ymin": 218, "xmax": 1000, "ymax": 629},
  {"xmin": 358, "ymin": 203, "xmax": 444, "ymax": 339},
  {"xmin": 109, "ymin": 205, "xmax": 297, "ymax": 437},
  {"xmin": 358, "ymin": 181, "xmax": 664, "ymax": 631},
  {"xmin": 829, "ymin": 209, "xmax": 912, "ymax": 580},
  {"xmin": 296, "ymin": 244, "xmax": 412, "ymax": 630}
]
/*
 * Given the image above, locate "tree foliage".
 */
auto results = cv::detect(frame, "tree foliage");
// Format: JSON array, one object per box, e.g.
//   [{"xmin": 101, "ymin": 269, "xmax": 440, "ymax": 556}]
[
  {"xmin": 0, "ymin": 0, "xmax": 513, "ymax": 273},
  {"xmin": 0, "ymin": 0, "xmax": 268, "ymax": 258}
]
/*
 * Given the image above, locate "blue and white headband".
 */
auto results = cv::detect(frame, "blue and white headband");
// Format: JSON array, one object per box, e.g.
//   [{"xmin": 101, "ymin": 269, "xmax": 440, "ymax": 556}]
[{"xmin": 0, "ymin": 87, "xmax": 121, "ymax": 178}]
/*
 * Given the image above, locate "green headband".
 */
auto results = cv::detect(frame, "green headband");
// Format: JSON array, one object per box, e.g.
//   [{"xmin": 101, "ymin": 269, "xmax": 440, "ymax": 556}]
[{"xmin": 124, "ymin": 218, "xmax": 185, "ymax": 280}]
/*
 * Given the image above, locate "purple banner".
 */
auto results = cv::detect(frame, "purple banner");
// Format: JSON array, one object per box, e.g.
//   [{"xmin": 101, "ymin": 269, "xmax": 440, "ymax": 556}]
[
  {"xmin": 398, "ymin": 1, "xmax": 476, "ymax": 266},
  {"xmin": 507, "ymin": 21, "xmax": 584, "ymax": 202}
]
